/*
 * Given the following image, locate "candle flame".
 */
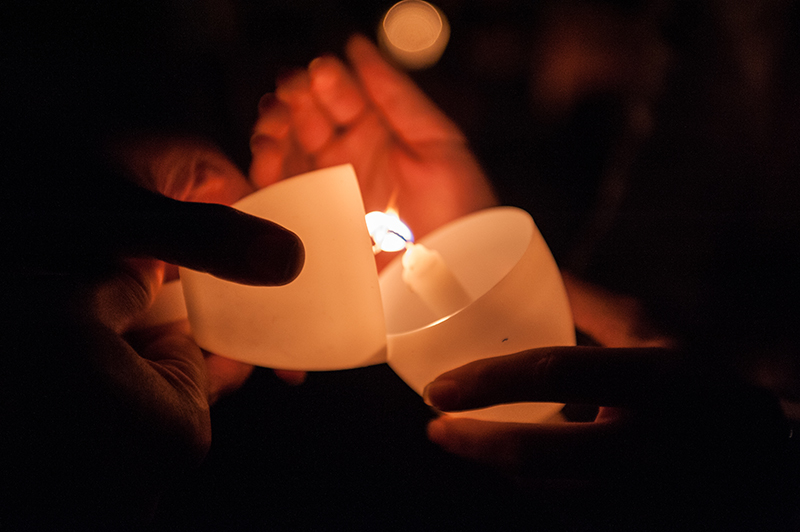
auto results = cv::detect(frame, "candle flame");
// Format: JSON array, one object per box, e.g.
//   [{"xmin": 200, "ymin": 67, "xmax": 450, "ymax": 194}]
[{"xmin": 365, "ymin": 210, "xmax": 414, "ymax": 253}]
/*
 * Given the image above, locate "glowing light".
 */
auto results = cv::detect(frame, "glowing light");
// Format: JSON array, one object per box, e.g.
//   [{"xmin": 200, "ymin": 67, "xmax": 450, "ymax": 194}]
[
  {"xmin": 401, "ymin": 241, "xmax": 472, "ymax": 318},
  {"xmin": 366, "ymin": 209, "xmax": 470, "ymax": 318},
  {"xmin": 378, "ymin": 0, "xmax": 450, "ymax": 70},
  {"xmin": 365, "ymin": 210, "xmax": 414, "ymax": 253}
]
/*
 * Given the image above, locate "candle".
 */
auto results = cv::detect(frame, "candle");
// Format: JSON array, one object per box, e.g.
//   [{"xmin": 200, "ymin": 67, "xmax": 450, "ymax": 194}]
[
  {"xmin": 401, "ymin": 242, "xmax": 472, "ymax": 317},
  {"xmin": 145, "ymin": 180, "xmax": 575, "ymax": 423},
  {"xmin": 366, "ymin": 210, "xmax": 471, "ymax": 318}
]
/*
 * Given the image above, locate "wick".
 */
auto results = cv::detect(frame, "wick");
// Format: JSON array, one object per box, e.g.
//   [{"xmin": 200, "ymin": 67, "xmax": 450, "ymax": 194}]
[
  {"xmin": 388, "ymin": 230, "xmax": 413, "ymax": 245},
  {"xmin": 373, "ymin": 230, "xmax": 414, "ymax": 255}
]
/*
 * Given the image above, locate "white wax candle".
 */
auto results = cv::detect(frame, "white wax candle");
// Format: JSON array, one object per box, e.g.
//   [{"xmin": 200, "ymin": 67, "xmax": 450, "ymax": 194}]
[{"xmin": 401, "ymin": 242, "xmax": 472, "ymax": 318}]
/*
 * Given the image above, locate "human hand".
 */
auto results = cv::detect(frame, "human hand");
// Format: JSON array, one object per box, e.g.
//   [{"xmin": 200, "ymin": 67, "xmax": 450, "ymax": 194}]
[
  {"xmin": 423, "ymin": 345, "xmax": 792, "ymax": 525},
  {"xmin": 422, "ymin": 273, "xmax": 795, "ymax": 527},
  {"xmin": 561, "ymin": 271, "xmax": 676, "ymax": 349},
  {"xmin": 4, "ymin": 169, "xmax": 303, "ymax": 525},
  {"xmin": 117, "ymin": 136, "xmax": 308, "ymax": 395},
  {"xmin": 250, "ymin": 34, "xmax": 498, "ymax": 261}
]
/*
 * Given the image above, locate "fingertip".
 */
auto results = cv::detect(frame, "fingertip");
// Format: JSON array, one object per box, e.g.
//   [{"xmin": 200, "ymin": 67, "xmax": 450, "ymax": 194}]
[
  {"xmin": 309, "ymin": 54, "xmax": 367, "ymax": 127},
  {"xmin": 273, "ymin": 369, "xmax": 307, "ymax": 386},
  {"xmin": 308, "ymin": 56, "xmax": 341, "ymax": 93},
  {"xmin": 245, "ymin": 223, "xmax": 305, "ymax": 286},
  {"xmin": 345, "ymin": 33, "xmax": 377, "ymax": 60},
  {"xmin": 249, "ymin": 136, "xmax": 286, "ymax": 188},
  {"xmin": 423, "ymin": 379, "xmax": 462, "ymax": 411},
  {"xmin": 275, "ymin": 69, "xmax": 312, "ymax": 102},
  {"xmin": 205, "ymin": 354, "xmax": 255, "ymax": 405},
  {"xmin": 258, "ymin": 93, "xmax": 278, "ymax": 115},
  {"xmin": 426, "ymin": 416, "xmax": 450, "ymax": 446},
  {"xmin": 309, "ymin": 53, "xmax": 338, "ymax": 76},
  {"xmin": 253, "ymin": 100, "xmax": 291, "ymax": 139},
  {"xmin": 170, "ymin": 205, "xmax": 305, "ymax": 287}
]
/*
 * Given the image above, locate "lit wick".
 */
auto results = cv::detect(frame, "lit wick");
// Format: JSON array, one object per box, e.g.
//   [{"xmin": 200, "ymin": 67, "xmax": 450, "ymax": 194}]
[
  {"xmin": 365, "ymin": 209, "xmax": 413, "ymax": 254},
  {"xmin": 366, "ymin": 210, "xmax": 472, "ymax": 318}
]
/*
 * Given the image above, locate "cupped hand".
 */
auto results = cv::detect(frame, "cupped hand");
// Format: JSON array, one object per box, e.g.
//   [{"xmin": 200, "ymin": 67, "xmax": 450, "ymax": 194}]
[
  {"xmin": 117, "ymin": 136, "xmax": 308, "ymax": 396},
  {"xmin": 250, "ymin": 35, "xmax": 498, "ymax": 253},
  {"xmin": 420, "ymin": 273, "xmax": 795, "ymax": 529},
  {"xmin": 423, "ymin": 274, "xmax": 789, "ymax": 476},
  {"xmin": 424, "ymin": 346, "xmax": 790, "ymax": 480},
  {"xmin": 4, "ymin": 171, "xmax": 303, "ymax": 524}
]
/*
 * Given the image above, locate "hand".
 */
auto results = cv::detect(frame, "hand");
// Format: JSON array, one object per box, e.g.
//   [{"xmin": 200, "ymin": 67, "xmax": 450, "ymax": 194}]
[
  {"xmin": 561, "ymin": 271, "xmax": 676, "ymax": 349},
  {"xmin": 250, "ymin": 35, "xmax": 498, "ymax": 255},
  {"xmin": 422, "ymin": 276, "xmax": 794, "ymax": 528},
  {"xmin": 3, "ymin": 164, "xmax": 303, "ymax": 525},
  {"xmin": 423, "ymin": 345, "xmax": 792, "ymax": 526},
  {"xmin": 116, "ymin": 136, "xmax": 308, "ymax": 396}
]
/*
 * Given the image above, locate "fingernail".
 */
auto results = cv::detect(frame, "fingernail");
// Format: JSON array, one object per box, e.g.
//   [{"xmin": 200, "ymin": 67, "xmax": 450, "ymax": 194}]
[{"xmin": 423, "ymin": 380, "xmax": 461, "ymax": 410}]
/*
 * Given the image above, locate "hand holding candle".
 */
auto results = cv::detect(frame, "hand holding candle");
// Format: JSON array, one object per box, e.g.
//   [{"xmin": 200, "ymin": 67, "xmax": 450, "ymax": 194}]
[
  {"xmin": 164, "ymin": 166, "xmax": 572, "ymax": 422},
  {"xmin": 4, "ymin": 142, "xmax": 305, "ymax": 524}
]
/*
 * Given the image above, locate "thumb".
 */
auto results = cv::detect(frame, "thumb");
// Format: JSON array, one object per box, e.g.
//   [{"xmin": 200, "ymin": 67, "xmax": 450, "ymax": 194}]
[{"xmin": 7, "ymin": 181, "xmax": 304, "ymax": 287}]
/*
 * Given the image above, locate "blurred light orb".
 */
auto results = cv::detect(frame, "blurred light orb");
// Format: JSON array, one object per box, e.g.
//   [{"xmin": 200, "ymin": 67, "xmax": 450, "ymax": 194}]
[{"xmin": 378, "ymin": 0, "xmax": 450, "ymax": 70}]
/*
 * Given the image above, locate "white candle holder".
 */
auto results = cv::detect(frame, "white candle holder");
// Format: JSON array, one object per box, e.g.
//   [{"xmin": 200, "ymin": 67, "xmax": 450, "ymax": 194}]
[
  {"xmin": 179, "ymin": 165, "xmax": 388, "ymax": 371},
  {"xmin": 157, "ymin": 165, "xmax": 574, "ymax": 422}
]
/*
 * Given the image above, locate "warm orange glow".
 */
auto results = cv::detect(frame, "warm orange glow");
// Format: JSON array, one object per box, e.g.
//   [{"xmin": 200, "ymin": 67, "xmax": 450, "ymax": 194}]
[
  {"xmin": 378, "ymin": 1, "xmax": 450, "ymax": 70},
  {"xmin": 366, "ymin": 210, "xmax": 414, "ymax": 253}
]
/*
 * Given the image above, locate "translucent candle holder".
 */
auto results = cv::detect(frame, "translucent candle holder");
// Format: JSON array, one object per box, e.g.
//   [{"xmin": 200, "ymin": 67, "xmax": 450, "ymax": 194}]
[{"xmin": 157, "ymin": 165, "xmax": 574, "ymax": 422}]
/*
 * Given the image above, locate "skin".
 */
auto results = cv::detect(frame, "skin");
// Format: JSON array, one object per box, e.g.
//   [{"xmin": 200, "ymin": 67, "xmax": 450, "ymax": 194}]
[
  {"xmin": 249, "ymin": 34, "xmax": 499, "ymax": 383},
  {"xmin": 251, "ymin": 34, "xmax": 498, "ymax": 256},
  {"xmin": 251, "ymin": 38, "xmax": 796, "ymax": 528},
  {"xmin": 3, "ymin": 142, "xmax": 304, "ymax": 526}
]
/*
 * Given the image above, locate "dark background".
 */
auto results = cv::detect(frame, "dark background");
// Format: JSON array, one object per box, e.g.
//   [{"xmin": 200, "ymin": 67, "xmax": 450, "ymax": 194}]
[{"xmin": 5, "ymin": 1, "xmax": 800, "ymax": 530}]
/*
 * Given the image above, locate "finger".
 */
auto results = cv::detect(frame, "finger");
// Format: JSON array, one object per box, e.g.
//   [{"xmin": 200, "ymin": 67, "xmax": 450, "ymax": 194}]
[
  {"xmin": 9, "ymin": 182, "xmax": 305, "ymax": 286},
  {"xmin": 275, "ymin": 69, "xmax": 335, "ymax": 154},
  {"xmin": 251, "ymin": 95, "xmax": 292, "ymax": 188},
  {"xmin": 93, "ymin": 257, "xmax": 165, "ymax": 332},
  {"xmin": 204, "ymin": 353, "xmax": 255, "ymax": 405},
  {"xmin": 250, "ymin": 133, "xmax": 288, "ymax": 189},
  {"xmin": 423, "ymin": 346, "xmax": 687, "ymax": 411},
  {"xmin": 127, "ymin": 191, "xmax": 305, "ymax": 286},
  {"xmin": 94, "ymin": 321, "xmax": 212, "ymax": 463},
  {"xmin": 561, "ymin": 272, "xmax": 674, "ymax": 348},
  {"xmin": 113, "ymin": 135, "xmax": 254, "ymax": 205},
  {"xmin": 427, "ymin": 416, "xmax": 620, "ymax": 478},
  {"xmin": 314, "ymin": 111, "xmax": 393, "ymax": 201},
  {"xmin": 256, "ymin": 93, "xmax": 292, "ymax": 134},
  {"xmin": 273, "ymin": 369, "xmax": 307, "ymax": 386},
  {"xmin": 345, "ymin": 34, "xmax": 464, "ymax": 145},
  {"xmin": 308, "ymin": 55, "xmax": 368, "ymax": 126}
]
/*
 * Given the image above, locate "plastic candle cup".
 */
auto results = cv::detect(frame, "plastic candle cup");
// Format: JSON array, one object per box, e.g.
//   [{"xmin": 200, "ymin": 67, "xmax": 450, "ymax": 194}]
[
  {"xmin": 148, "ymin": 165, "xmax": 574, "ymax": 422},
  {"xmin": 179, "ymin": 164, "xmax": 387, "ymax": 370}
]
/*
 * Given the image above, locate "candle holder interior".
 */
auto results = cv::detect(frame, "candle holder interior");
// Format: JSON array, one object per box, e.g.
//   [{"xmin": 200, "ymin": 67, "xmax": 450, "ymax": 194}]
[{"xmin": 381, "ymin": 207, "xmax": 575, "ymax": 422}]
